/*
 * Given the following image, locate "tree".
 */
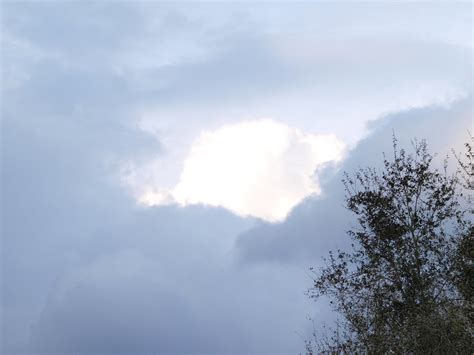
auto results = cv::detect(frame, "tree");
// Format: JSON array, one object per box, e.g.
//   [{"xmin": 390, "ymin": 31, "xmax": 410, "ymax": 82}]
[
  {"xmin": 307, "ymin": 138, "xmax": 473, "ymax": 354},
  {"xmin": 453, "ymin": 135, "xmax": 474, "ymax": 331}
]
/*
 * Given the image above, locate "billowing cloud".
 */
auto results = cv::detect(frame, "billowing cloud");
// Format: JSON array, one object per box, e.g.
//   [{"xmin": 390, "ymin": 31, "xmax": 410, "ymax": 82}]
[
  {"xmin": 133, "ymin": 119, "xmax": 344, "ymax": 221},
  {"xmin": 236, "ymin": 98, "xmax": 473, "ymax": 263}
]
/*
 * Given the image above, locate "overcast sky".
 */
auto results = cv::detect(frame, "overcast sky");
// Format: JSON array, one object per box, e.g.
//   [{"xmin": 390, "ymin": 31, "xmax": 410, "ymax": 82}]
[{"xmin": 1, "ymin": 2, "xmax": 473, "ymax": 354}]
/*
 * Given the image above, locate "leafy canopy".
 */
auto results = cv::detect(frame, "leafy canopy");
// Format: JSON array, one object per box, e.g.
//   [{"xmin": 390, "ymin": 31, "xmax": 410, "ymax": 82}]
[{"xmin": 307, "ymin": 138, "xmax": 473, "ymax": 354}]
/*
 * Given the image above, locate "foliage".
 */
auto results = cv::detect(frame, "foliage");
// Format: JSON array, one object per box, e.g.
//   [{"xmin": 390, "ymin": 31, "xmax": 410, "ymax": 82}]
[
  {"xmin": 453, "ymin": 135, "xmax": 474, "ymax": 333},
  {"xmin": 307, "ymin": 138, "xmax": 473, "ymax": 354}
]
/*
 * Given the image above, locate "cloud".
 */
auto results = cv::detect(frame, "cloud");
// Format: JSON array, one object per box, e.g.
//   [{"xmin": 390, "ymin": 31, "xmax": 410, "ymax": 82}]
[
  {"xmin": 132, "ymin": 119, "xmax": 344, "ymax": 221},
  {"xmin": 9, "ymin": 99, "xmax": 468, "ymax": 355},
  {"xmin": 2, "ymin": 110, "xmax": 312, "ymax": 354},
  {"xmin": 1, "ymin": 2, "xmax": 472, "ymax": 354},
  {"xmin": 4, "ymin": 98, "xmax": 470, "ymax": 354},
  {"xmin": 27, "ymin": 245, "xmax": 315, "ymax": 355},
  {"xmin": 235, "ymin": 98, "xmax": 473, "ymax": 263}
]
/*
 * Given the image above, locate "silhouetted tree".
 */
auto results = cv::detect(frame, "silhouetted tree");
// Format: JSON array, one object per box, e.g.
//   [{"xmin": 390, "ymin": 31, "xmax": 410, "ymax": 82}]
[{"xmin": 307, "ymin": 138, "xmax": 473, "ymax": 354}]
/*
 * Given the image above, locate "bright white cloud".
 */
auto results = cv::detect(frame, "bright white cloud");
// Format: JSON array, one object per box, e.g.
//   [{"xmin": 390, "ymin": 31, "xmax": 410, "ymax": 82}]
[{"xmin": 135, "ymin": 120, "xmax": 344, "ymax": 221}]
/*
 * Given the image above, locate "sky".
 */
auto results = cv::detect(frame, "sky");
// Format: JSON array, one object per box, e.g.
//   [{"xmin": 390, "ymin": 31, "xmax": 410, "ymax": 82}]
[{"xmin": 1, "ymin": 1, "xmax": 473, "ymax": 354}]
